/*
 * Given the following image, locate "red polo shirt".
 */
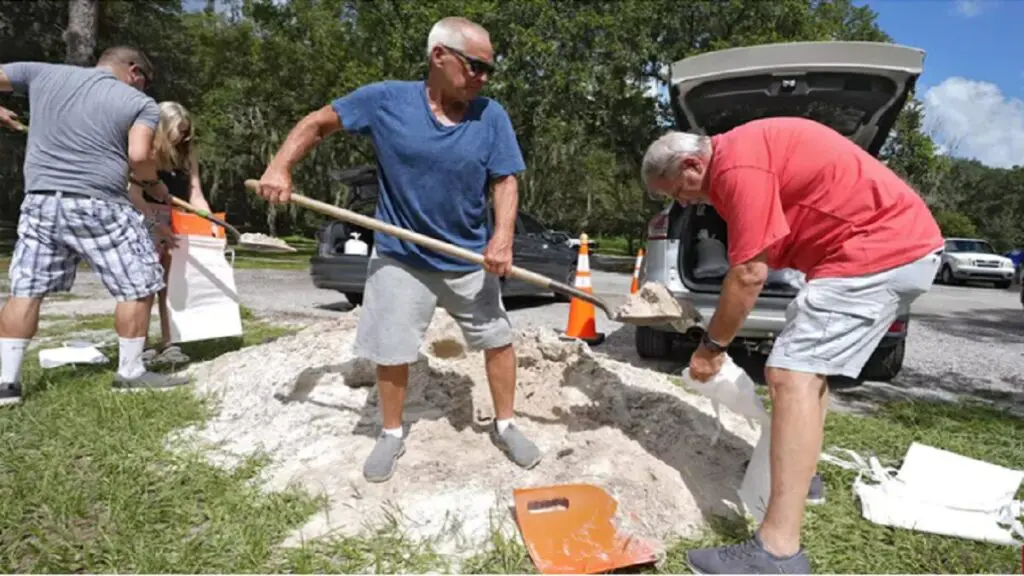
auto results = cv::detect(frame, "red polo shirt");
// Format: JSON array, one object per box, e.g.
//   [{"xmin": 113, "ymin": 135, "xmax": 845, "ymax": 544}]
[{"xmin": 706, "ymin": 117, "xmax": 943, "ymax": 280}]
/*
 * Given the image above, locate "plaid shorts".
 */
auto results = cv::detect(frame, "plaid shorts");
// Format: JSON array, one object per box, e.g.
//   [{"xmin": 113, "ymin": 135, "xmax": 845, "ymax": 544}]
[{"xmin": 8, "ymin": 191, "xmax": 165, "ymax": 301}]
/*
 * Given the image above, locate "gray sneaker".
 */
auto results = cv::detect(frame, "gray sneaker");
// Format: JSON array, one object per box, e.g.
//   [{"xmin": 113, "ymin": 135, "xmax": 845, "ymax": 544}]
[
  {"xmin": 363, "ymin": 433, "xmax": 406, "ymax": 483},
  {"xmin": 0, "ymin": 382, "xmax": 22, "ymax": 406},
  {"xmin": 686, "ymin": 532, "xmax": 811, "ymax": 574},
  {"xmin": 489, "ymin": 422, "xmax": 541, "ymax": 469},
  {"xmin": 112, "ymin": 371, "xmax": 190, "ymax": 391}
]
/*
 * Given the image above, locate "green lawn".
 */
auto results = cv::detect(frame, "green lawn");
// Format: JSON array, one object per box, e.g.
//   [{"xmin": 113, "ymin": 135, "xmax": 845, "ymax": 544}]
[{"xmin": 0, "ymin": 311, "xmax": 1021, "ymax": 572}]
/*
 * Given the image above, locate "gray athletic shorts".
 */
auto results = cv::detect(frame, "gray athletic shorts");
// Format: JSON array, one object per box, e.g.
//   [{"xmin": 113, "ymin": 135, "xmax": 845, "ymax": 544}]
[
  {"xmin": 767, "ymin": 249, "xmax": 942, "ymax": 378},
  {"xmin": 354, "ymin": 249, "xmax": 513, "ymax": 365},
  {"xmin": 8, "ymin": 191, "xmax": 165, "ymax": 302}
]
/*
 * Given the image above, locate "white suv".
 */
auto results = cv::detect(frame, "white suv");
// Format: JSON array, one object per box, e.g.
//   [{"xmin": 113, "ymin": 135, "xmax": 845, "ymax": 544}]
[
  {"xmin": 637, "ymin": 41, "xmax": 926, "ymax": 385},
  {"xmin": 935, "ymin": 237, "xmax": 1014, "ymax": 289}
]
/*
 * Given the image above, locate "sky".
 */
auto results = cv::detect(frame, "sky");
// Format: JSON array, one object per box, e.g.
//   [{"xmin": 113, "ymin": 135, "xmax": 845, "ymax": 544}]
[{"xmin": 859, "ymin": 0, "xmax": 1024, "ymax": 168}]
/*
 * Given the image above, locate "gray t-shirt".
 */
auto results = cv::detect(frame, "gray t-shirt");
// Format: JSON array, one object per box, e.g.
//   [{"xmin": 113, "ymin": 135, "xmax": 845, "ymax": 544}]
[{"xmin": 2, "ymin": 62, "xmax": 161, "ymax": 204}]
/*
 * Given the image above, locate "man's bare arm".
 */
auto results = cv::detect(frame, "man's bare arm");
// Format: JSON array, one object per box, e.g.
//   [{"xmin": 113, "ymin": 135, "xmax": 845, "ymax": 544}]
[
  {"xmin": 490, "ymin": 174, "xmax": 519, "ymax": 239},
  {"xmin": 0, "ymin": 69, "xmax": 12, "ymax": 92},
  {"xmin": 704, "ymin": 251, "xmax": 770, "ymax": 345},
  {"xmin": 127, "ymin": 123, "xmax": 170, "ymax": 201},
  {"xmin": 267, "ymin": 105, "xmax": 343, "ymax": 172}
]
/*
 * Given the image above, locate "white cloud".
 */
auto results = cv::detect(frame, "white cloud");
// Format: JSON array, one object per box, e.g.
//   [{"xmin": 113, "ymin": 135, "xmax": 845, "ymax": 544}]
[
  {"xmin": 954, "ymin": 0, "xmax": 984, "ymax": 18},
  {"xmin": 922, "ymin": 76, "xmax": 1024, "ymax": 168}
]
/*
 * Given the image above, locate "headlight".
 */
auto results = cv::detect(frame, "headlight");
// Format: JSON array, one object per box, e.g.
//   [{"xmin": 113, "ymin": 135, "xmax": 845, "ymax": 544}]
[{"xmin": 1003, "ymin": 260, "xmax": 1013, "ymax": 269}]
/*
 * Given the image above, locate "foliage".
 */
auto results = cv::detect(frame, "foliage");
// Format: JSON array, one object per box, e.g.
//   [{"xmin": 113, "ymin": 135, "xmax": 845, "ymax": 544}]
[{"xmin": 0, "ymin": 0, "xmax": 1020, "ymax": 250}]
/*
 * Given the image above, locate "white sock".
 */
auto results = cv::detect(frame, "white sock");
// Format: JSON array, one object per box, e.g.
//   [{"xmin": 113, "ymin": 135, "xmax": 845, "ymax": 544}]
[
  {"xmin": 1, "ymin": 338, "xmax": 29, "ymax": 384},
  {"xmin": 382, "ymin": 426, "xmax": 403, "ymax": 439},
  {"xmin": 496, "ymin": 418, "xmax": 514, "ymax": 434},
  {"xmin": 118, "ymin": 337, "xmax": 147, "ymax": 379}
]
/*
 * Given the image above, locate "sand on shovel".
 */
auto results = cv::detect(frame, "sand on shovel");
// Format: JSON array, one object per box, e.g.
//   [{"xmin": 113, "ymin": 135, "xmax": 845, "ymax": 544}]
[
  {"xmin": 237, "ymin": 232, "xmax": 297, "ymax": 252},
  {"xmin": 616, "ymin": 281, "xmax": 700, "ymax": 330},
  {"xmin": 173, "ymin": 309, "xmax": 761, "ymax": 566}
]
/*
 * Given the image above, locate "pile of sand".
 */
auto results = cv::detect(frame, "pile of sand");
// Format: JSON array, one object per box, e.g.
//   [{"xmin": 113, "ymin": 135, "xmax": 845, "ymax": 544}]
[{"xmin": 175, "ymin": 309, "xmax": 762, "ymax": 560}]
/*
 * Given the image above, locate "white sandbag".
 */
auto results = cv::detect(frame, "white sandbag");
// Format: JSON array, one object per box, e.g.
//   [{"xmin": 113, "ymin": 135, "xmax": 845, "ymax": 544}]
[
  {"xmin": 693, "ymin": 229, "xmax": 730, "ymax": 280},
  {"xmin": 738, "ymin": 419, "xmax": 773, "ymax": 523},
  {"xmin": 165, "ymin": 234, "xmax": 243, "ymax": 344},
  {"xmin": 820, "ymin": 443, "xmax": 1024, "ymax": 546},
  {"xmin": 680, "ymin": 353, "xmax": 769, "ymax": 445},
  {"xmin": 681, "ymin": 354, "xmax": 774, "ymax": 522},
  {"xmin": 38, "ymin": 340, "xmax": 108, "ymax": 368}
]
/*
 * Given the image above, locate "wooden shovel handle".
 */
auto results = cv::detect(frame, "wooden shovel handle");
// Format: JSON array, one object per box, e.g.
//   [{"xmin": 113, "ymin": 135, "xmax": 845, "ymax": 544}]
[{"xmin": 243, "ymin": 179, "xmax": 614, "ymax": 317}]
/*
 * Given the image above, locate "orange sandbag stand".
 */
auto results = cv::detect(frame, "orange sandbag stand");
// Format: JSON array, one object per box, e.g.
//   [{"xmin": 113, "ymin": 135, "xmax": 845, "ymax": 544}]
[
  {"xmin": 513, "ymin": 483, "xmax": 659, "ymax": 574},
  {"xmin": 165, "ymin": 209, "xmax": 243, "ymax": 344}
]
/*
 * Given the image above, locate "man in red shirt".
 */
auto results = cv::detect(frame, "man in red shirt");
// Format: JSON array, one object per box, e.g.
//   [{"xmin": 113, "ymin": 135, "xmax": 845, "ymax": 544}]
[{"xmin": 641, "ymin": 117, "xmax": 943, "ymax": 574}]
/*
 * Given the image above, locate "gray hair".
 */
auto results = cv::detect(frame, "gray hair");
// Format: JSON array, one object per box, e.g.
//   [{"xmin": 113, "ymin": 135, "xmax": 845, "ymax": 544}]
[
  {"xmin": 641, "ymin": 131, "xmax": 713, "ymax": 188},
  {"xmin": 426, "ymin": 16, "xmax": 489, "ymax": 59}
]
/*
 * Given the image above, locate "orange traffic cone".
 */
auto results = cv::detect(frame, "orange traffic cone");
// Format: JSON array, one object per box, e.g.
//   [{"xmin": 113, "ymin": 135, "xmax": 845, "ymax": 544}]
[
  {"xmin": 629, "ymin": 248, "xmax": 644, "ymax": 294},
  {"xmin": 563, "ymin": 233, "xmax": 605, "ymax": 346}
]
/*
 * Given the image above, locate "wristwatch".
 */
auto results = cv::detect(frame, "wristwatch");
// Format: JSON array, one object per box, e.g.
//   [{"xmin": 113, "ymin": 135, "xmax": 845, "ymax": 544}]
[{"xmin": 700, "ymin": 331, "xmax": 729, "ymax": 354}]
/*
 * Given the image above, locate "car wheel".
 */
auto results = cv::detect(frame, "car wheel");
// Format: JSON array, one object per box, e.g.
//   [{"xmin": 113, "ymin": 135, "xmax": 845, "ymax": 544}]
[
  {"xmin": 554, "ymin": 266, "xmax": 576, "ymax": 302},
  {"xmin": 995, "ymin": 280, "xmax": 1011, "ymax": 290},
  {"xmin": 939, "ymin": 264, "xmax": 957, "ymax": 285},
  {"xmin": 635, "ymin": 326, "xmax": 673, "ymax": 359},
  {"xmin": 860, "ymin": 339, "xmax": 906, "ymax": 382},
  {"xmin": 344, "ymin": 292, "xmax": 363, "ymax": 306}
]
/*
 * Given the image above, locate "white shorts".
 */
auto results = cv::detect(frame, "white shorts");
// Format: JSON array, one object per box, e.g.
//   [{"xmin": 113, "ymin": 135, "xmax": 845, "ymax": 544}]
[
  {"xmin": 354, "ymin": 249, "xmax": 513, "ymax": 365},
  {"xmin": 766, "ymin": 249, "xmax": 942, "ymax": 378}
]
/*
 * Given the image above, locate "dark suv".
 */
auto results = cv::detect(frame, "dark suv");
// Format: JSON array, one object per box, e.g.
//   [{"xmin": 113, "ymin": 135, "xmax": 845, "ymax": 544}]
[{"xmin": 310, "ymin": 165, "xmax": 578, "ymax": 305}]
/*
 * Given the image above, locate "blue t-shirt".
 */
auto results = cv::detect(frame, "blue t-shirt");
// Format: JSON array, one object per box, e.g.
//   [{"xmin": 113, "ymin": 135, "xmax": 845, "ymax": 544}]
[{"xmin": 331, "ymin": 80, "xmax": 526, "ymax": 271}]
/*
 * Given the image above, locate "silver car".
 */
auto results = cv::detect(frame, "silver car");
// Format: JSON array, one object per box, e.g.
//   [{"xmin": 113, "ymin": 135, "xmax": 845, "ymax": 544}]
[{"xmin": 637, "ymin": 41, "xmax": 926, "ymax": 384}]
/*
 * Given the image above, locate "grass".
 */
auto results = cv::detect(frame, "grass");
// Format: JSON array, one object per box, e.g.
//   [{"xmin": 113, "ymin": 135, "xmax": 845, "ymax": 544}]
[
  {"xmin": 651, "ymin": 378, "xmax": 1024, "ymax": 574},
  {"xmin": 2, "ymin": 310, "xmax": 1022, "ymax": 572}
]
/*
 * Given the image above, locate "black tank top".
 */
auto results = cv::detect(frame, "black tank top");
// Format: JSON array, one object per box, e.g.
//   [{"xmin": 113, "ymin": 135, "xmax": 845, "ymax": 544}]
[{"xmin": 144, "ymin": 169, "xmax": 190, "ymax": 203}]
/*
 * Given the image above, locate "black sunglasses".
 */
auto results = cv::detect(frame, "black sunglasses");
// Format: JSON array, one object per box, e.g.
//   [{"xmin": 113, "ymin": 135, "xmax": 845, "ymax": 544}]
[{"xmin": 443, "ymin": 45, "xmax": 495, "ymax": 77}]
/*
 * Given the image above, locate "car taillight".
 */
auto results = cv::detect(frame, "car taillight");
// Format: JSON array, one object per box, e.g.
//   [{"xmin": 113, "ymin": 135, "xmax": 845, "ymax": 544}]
[
  {"xmin": 888, "ymin": 320, "xmax": 906, "ymax": 333},
  {"xmin": 647, "ymin": 212, "xmax": 669, "ymax": 240}
]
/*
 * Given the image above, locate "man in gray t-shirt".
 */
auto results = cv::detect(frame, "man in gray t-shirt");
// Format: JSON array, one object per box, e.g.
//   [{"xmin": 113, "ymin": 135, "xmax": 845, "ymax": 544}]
[{"xmin": 0, "ymin": 46, "xmax": 189, "ymax": 405}]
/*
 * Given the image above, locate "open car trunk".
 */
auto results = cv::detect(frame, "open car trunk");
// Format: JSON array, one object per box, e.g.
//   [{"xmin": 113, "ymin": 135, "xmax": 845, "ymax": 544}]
[
  {"xmin": 316, "ymin": 165, "xmax": 379, "ymax": 257},
  {"xmin": 668, "ymin": 41, "xmax": 924, "ymax": 294}
]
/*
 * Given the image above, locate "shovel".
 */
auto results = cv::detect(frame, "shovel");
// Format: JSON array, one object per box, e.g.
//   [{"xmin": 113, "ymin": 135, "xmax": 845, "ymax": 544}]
[
  {"xmin": 163, "ymin": 195, "xmax": 297, "ymax": 253},
  {"xmin": 243, "ymin": 179, "xmax": 688, "ymax": 326}
]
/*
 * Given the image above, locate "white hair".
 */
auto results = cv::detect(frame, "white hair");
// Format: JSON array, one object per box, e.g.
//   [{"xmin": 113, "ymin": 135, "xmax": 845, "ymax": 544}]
[
  {"xmin": 641, "ymin": 131, "xmax": 713, "ymax": 188},
  {"xmin": 426, "ymin": 16, "xmax": 488, "ymax": 59}
]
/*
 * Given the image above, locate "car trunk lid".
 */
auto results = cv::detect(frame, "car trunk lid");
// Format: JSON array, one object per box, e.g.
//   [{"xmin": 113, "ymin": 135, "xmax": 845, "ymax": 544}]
[{"xmin": 669, "ymin": 41, "xmax": 925, "ymax": 155}]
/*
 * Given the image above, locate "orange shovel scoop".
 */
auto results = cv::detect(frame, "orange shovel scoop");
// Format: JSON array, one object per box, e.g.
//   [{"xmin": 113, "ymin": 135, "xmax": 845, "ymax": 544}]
[{"xmin": 513, "ymin": 483, "xmax": 659, "ymax": 574}]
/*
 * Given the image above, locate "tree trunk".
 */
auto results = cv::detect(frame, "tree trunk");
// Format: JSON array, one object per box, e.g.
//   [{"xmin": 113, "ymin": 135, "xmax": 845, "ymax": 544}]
[{"xmin": 64, "ymin": 0, "xmax": 98, "ymax": 66}]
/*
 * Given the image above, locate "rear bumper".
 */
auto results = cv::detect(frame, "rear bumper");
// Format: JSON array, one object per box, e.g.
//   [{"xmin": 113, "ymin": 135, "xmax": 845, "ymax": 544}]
[
  {"xmin": 310, "ymin": 254, "xmax": 369, "ymax": 293},
  {"xmin": 949, "ymin": 264, "xmax": 1013, "ymax": 281}
]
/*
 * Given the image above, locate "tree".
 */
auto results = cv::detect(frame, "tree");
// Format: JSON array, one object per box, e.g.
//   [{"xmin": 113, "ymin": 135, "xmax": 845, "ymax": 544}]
[{"xmin": 64, "ymin": 0, "xmax": 98, "ymax": 66}]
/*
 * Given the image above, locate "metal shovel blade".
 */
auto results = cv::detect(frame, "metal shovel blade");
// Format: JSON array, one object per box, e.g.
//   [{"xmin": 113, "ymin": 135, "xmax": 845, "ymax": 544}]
[{"xmin": 513, "ymin": 483, "xmax": 659, "ymax": 574}]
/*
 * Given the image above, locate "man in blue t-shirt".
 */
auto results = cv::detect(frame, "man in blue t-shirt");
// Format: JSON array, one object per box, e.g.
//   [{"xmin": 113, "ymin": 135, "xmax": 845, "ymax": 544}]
[{"xmin": 254, "ymin": 16, "xmax": 539, "ymax": 482}]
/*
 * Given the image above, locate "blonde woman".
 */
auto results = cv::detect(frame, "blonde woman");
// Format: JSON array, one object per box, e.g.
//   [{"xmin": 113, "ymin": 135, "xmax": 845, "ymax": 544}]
[{"xmin": 128, "ymin": 101, "xmax": 212, "ymax": 365}]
